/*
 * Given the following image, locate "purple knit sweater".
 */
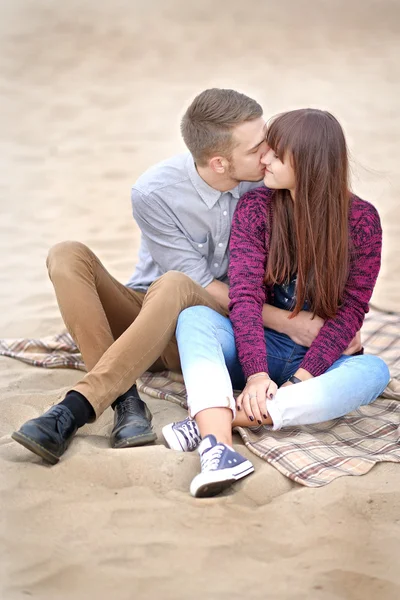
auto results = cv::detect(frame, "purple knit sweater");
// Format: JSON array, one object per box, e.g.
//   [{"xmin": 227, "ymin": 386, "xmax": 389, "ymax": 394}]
[{"xmin": 228, "ymin": 187, "xmax": 382, "ymax": 379}]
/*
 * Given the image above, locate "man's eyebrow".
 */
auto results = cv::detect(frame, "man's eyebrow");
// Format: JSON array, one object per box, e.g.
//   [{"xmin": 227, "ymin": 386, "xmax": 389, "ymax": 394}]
[{"xmin": 248, "ymin": 137, "xmax": 267, "ymax": 152}]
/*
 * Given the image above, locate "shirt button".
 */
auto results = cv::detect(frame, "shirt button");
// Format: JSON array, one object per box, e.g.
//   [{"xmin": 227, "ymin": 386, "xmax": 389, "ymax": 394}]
[
  {"xmin": 198, "ymin": 244, "xmax": 203, "ymax": 248},
  {"xmin": 218, "ymin": 243, "xmax": 223, "ymax": 247},
  {"xmin": 214, "ymin": 263, "xmax": 219, "ymax": 268},
  {"xmin": 223, "ymin": 211, "xmax": 227, "ymax": 216}
]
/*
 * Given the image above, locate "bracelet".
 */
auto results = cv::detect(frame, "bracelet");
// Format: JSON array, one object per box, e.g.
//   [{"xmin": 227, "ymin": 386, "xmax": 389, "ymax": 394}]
[
  {"xmin": 247, "ymin": 372, "xmax": 270, "ymax": 382},
  {"xmin": 287, "ymin": 375, "xmax": 302, "ymax": 384}
]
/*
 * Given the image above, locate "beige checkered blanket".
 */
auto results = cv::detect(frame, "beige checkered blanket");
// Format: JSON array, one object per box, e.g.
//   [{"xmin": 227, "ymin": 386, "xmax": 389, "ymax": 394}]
[{"xmin": 1, "ymin": 308, "xmax": 399, "ymax": 487}]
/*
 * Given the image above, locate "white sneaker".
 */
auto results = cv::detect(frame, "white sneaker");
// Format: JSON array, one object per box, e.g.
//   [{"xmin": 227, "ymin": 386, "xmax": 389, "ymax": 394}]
[
  {"xmin": 162, "ymin": 417, "xmax": 201, "ymax": 452},
  {"xmin": 190, "ymin": 434, "xmax": 254, "ymax": 498}
]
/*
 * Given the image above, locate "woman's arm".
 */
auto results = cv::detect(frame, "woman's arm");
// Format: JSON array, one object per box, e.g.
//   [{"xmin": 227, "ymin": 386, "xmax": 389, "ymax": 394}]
[
  {"xmin": 299, "ymin": 199, "xmax": 382, "ymax": 377},
  {"xmin": 228, "ymin": 188, "xmax": 272, "ymax": 379}
]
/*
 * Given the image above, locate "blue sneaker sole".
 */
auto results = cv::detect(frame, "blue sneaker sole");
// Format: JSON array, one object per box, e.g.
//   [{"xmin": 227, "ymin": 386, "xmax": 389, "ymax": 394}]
[{"xmin": 190, "ymin": 461, "xmax": 254, "ymax": 498}]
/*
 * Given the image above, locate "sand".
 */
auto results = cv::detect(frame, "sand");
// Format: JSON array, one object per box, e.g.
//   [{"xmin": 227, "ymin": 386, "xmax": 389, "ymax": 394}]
[{"xmin": 1, "ymin": 1, "xmax": 400, "ymax": 598}]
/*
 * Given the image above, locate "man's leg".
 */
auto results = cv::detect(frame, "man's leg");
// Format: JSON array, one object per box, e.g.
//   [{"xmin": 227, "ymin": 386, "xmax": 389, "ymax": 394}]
[
  {"xmin": 12, "ymin": 241, "xmax": 155, "ymax": 461},
  {"xmin": 73, "ymin": 271, "xmax": 226, "ymax": 416},
  {"xmin": 46, "ymin": 241, "xmax": 145, "ymax": 370},
  {"xmin": 13, "ymin": 269, "xmax": 225, "ymax": 462}
]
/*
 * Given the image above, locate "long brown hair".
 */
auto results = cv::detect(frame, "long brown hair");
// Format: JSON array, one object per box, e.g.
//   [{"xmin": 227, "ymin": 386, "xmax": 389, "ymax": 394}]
[{"xmin": 265, "ymin": 109, "xmax": 350, "ymax": 320}]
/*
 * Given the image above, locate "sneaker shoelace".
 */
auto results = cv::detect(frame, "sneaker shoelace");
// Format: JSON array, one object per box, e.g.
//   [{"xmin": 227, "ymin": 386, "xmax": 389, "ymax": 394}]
[
  {"xmin": 177, "ymin": 420, "xmax": 201, "ymax": 451},
  {"xmin": 200, "ymin": 445, "xmax": 224, "ymax": 473}
]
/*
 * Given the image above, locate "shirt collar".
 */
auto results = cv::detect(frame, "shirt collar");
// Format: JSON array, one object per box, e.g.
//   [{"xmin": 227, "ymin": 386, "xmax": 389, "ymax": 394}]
[{"xmin": 186, "ymin": 154, "xmax": 241, "ymax": 208}]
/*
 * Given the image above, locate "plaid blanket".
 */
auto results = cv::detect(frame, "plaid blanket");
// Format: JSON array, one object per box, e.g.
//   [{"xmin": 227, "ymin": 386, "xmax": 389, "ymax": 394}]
[{"xmin": 1, "ymin": 308, "xmax": 399, "ymax": 487}]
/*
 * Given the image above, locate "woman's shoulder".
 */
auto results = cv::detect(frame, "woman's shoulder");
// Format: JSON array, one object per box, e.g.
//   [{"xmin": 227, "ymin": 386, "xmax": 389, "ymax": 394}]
[
  {"xmin": 349, "ymin": 194, "xmax": 382, "ymax": 235},
  {"xmin": 239, "ymin": 185, "xmax": 274, "ymax": 202},
  {"xmin": 236, "ymin": 186, "xmax": 274, "ymax": 214}
]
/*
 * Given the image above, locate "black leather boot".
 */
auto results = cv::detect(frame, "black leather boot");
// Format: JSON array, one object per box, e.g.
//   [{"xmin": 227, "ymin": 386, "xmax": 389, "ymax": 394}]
[
  {"xmin": 110, "ymin": 389, "xmax": 157, "ymax": 449},
  {"xmin": 12, "ymin": 405, "xmax": 78, "ymax": 464}
]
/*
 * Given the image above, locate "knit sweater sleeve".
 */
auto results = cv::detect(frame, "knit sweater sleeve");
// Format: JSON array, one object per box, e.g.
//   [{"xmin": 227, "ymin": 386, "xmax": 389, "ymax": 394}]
[
  {"xmin": 228, "ymin": 188, "xmax": 271, "ymax": 379},
  {"xmin": 300, "ymin": 198, "xmax": 382, "ymax": 376}
]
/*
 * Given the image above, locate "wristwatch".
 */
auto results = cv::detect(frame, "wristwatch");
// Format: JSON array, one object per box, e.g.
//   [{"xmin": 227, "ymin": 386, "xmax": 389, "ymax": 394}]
[{"xmin": 288, "ymin": 375, "xmax": 302, "ymax": 384}]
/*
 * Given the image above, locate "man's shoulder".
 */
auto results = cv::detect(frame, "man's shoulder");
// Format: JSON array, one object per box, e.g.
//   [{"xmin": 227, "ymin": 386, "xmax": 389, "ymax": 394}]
[{"xmin": 133, "ymin": 153, "xmax": 191, "ymax": 197}]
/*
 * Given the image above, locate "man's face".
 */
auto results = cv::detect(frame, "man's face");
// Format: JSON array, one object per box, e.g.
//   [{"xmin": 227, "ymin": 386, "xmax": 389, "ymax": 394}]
[{"xmin": 227, "ymin": 117, "xmax": 268, "ymax": 182}]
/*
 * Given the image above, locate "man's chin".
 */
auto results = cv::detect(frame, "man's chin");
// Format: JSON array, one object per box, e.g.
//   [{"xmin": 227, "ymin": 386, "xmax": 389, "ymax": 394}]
[{"xmin": 248, "ymin": 173, "xmax": 266, "ymax": 182}]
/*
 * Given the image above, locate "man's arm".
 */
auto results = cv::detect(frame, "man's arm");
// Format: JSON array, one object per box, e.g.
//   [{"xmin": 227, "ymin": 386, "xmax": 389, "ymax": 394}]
[
  {"xmin": 262, "ymin": 304, "xmax": 361, "ymax": 351},
  {"xmin": 262, "ymin": 305, "xmax": 324, "ymax": 347},
  {"xmin": 205, "ymin": 280, "xmax": 231, "ymax": 310},
  {"xmin": 208, "ymin": 280, "xmax": 325, "ymax": 347},
  {"xmin": 210, "ymin": 281, "xmax": 360, "ymax": 351},
  {"xmin": 131, "ymin": 189, "xmax": 214, "ymax": 287}
]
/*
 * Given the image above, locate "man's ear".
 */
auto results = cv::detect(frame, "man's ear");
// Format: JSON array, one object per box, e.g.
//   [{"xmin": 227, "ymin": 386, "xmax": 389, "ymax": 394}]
[{"xmin": 209, "ymin": 156, "xmax": 228, "ymax": 174}]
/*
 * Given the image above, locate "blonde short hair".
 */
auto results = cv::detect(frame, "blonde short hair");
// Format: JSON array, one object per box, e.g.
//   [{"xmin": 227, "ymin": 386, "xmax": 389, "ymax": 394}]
[{"xmin": 181, "ymin": 88, "xmax": 262, "ymax": 166}]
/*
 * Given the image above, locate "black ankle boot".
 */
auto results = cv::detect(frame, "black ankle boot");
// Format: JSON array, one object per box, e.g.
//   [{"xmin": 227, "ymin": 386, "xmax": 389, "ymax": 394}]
[
  {"xmin": 110, "ymin": 388, "xmax": 157, "ymax": 449},
  {"xmin": 12, "ymin": 405, "xmax": 78, "ymax": 464}
]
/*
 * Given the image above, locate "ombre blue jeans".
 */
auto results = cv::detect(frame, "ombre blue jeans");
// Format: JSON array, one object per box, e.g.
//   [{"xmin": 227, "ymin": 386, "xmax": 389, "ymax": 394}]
[{"xmin": 176, "ymin": 306, "xmax": 390, "ymax": 429}]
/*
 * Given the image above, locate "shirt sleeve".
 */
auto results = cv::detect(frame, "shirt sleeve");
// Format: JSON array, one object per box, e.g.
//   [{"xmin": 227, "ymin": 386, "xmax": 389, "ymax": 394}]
[
  {"xmin": 131, "ymin": 187, "xmax": 214, "ymax": 287},
  {"xmin": 228, "ymin": 189, "xmax": 270, "ymax": 379},
  {"xmin": 300, "ymin": 203, "xmax": 383, "ymax": 376}
]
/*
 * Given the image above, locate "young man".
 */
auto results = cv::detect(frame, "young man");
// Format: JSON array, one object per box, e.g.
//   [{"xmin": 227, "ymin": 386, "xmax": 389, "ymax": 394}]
[{"xmin": 12, "ymin": 89, "xmax": 326, "ymax": 464}]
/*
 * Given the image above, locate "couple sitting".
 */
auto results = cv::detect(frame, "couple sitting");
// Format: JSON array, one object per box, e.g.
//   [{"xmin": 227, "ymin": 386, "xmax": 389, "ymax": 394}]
[{"xmin": 12, "ymin": 88, "xmax": 390, "ymax": 498}]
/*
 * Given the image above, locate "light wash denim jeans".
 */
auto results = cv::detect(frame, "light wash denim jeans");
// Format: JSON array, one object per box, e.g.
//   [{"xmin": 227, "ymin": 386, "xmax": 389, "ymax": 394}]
[{"xmin": 176, "ymin": 306, "xmax": 390, "ymax": 430}]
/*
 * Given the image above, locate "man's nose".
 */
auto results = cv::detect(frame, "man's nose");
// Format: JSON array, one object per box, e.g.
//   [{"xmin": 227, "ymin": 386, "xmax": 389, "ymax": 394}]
[{"xmin": 260, "ymin": 147, "xmax": 270, "ymax": 164}]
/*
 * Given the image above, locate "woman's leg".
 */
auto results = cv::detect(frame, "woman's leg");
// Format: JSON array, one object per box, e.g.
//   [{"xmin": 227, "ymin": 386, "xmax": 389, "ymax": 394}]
[
  {"xmin": 176, "ymin": 306, "xmax": 254, "ymax": 497},
  {"xmin": 176, "ymin": 305, "xmax": 243, "ymax": 445},
  {"xmin": 234, "ymin": 354, "xmax": 390, "ymax": 430}
]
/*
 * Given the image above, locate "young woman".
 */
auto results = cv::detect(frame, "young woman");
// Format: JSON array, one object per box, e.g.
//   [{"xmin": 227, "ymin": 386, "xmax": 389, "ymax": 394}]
[{"xmin": 162, "ymin": 108, "xmax": 390, "ymax": 498}]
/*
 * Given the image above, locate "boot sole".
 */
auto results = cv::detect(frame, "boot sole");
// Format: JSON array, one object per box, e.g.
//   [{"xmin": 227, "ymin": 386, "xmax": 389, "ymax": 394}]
[
  {"xmin": 111, "ymin": 431, "xmax": 157, "ymax": 449},
  {"xmin": 11, "ymin": 431, "xmax": 60, "ymax": 465}
]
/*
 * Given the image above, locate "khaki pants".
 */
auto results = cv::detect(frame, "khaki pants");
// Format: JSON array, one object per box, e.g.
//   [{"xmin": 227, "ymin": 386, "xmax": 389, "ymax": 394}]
[{"xmin": 47, "ymin": 241, "xmax": 226, "ymax": 418}]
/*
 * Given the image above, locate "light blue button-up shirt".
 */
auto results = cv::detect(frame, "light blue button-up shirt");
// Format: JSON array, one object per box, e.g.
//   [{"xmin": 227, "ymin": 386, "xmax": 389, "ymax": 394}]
[{"xmin": 126, "ymin": 153, "xmax": 263, "ymax": 291}]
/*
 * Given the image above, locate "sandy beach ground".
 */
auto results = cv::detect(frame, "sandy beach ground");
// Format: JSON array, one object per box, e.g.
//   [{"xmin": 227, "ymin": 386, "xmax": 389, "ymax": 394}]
[{"xmin": 1, "ymin": 1, "xmax": 399, "ymax": 598}]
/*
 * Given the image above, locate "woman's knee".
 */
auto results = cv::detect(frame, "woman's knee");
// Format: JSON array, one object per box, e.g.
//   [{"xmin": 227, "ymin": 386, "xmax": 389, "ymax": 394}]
[
  {"xmin": 364, "ymin": 355, "xmax": 390, "ymax": 391},
  {"xmin": 177, "ymin": 305, "xmax": 220, "ymax": 331}
]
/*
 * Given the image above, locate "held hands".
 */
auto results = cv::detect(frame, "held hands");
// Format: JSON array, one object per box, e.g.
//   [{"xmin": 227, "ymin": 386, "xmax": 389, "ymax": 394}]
[{"xmin": 236, "ymin": 372, "xmax": 278, "ymax": 424}]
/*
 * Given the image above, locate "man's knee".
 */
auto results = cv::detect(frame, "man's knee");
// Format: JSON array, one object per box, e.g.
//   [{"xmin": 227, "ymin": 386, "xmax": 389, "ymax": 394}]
[
  {"xmin": 153, "ymin": 270, "xmax": 196, "ymax": 289},
  {"xmin": 149, "ymin": 271, "xmax": 201, "ymax": 298},
  {"xmin": 46, "ymin": 241, "xmax": 93, "ymax": 275}
]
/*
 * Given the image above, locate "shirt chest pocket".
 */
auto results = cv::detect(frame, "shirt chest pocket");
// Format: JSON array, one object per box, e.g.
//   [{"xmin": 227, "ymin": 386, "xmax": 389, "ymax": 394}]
[{"xmin": 187, "ymin": 232, "xmax": 211, "ymax": 257}]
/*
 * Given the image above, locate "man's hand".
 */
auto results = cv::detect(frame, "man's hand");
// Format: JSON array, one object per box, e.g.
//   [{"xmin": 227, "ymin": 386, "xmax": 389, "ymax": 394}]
[
  {"xmin": 284, "ymin": 311, "xmax": 325, "ymax": 347},
  {"xmin": 263, "ymin": 306, "xmax": 362, "ymax": 355},
  {"xmin": 262, "ymin": 305, "xmax": 324, "ymax": 347},
  {"xmin": 343, "ymin": 331, "xmax": 362, "ymax": 355}
]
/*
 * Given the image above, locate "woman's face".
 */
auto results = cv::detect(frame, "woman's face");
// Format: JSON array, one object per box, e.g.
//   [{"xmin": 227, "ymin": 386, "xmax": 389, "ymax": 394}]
[{"xmin": 261, "ymin": 147, "xmax": 296, "ymax": 194}]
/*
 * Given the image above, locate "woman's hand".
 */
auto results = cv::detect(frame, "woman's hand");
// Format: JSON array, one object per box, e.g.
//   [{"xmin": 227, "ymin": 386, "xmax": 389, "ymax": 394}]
[{"xmin": 236, "ymin": 373, "xmax": 278, "ymax": 424}]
